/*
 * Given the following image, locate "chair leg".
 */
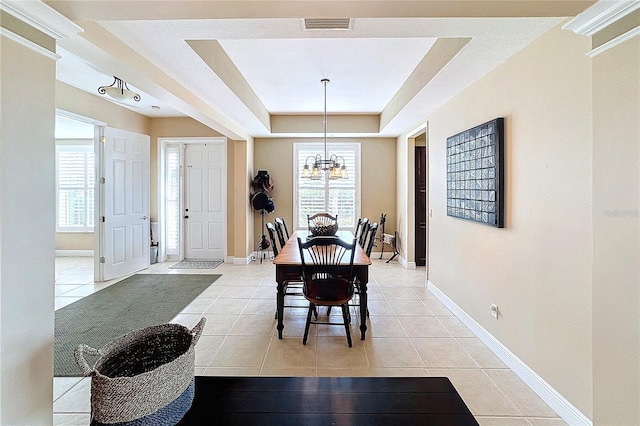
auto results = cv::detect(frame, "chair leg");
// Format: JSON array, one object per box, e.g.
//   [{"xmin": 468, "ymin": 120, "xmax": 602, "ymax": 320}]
[
  {"xmin": 327, "ymin": 306, "xmax": 332, "ymax": 316},
  {"xmin": 341, "ymin": 304, "xmax": 352, "ymax": 347},
  {"xmin": 303, "ymin": 303, "xmax": 314, "ymax": 345}
]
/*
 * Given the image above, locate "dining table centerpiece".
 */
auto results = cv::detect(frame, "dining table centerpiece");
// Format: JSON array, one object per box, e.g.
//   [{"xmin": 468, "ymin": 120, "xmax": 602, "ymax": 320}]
[{"xmin": 308, "ymin": 213, "xmax": 338, "ymax": 236}]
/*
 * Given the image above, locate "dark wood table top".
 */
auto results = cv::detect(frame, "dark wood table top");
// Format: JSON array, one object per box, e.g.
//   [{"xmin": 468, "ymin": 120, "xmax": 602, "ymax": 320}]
[
  {"xmin": 273, "ymin": 230, "xmax": 372, "ymax": 266},
  {"xmin": 178, "ymin": 376, "xmax": 478, "ymax": 425}
]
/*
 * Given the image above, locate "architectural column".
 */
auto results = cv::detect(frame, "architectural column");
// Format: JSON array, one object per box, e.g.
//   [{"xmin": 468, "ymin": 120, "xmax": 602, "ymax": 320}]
[
  {"xmin": 0, "ymin": 2, "xmax": 81, "ymax": 423},
  {"xmin": 564, "ymin": 2, "xmax": 640, "ymax": 424}
]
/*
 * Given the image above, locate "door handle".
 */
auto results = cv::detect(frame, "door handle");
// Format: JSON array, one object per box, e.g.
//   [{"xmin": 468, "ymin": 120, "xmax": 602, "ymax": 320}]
[
  {"xmin": 140, "ymin": 216, "xmax": 148, "ymax": 220},
  {"xmin": 184, "ymin": 215, "xmax": 189, "ymax": 219}
]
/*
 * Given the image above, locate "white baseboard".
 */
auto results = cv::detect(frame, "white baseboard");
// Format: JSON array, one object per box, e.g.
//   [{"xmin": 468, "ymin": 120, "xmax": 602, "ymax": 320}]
[
  {"xmin": 55, "ymin": 250, "xmax": 94, "ymax": 257},
  {"xmin": 233, "ymin": 255, "xmax": 253, "ymax": 265},
  {"xmin": 427, "ymin": 280, "xmax": 592, "ymax": 426},
  {"xmin": 400, "ymin": 256, "xmax": 416, "ymax": 269}
]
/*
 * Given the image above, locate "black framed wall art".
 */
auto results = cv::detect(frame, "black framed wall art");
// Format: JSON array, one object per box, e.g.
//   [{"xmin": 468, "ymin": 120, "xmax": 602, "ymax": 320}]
[{"xmin": 446, "ymin": 118, "xmax": 504, "ymax": 228}]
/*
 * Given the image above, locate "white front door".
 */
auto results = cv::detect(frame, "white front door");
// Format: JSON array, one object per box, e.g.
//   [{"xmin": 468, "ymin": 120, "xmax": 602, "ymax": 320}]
[
  {"xmin": 98, "ymin": 127, "xmax": 150, "ymax": 281},
  {"xmin": 184, "ymin": 142, "xmax": 226, "ymax": 260}
]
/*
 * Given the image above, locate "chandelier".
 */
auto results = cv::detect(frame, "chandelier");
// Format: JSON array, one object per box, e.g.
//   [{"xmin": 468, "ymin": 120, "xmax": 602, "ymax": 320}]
[
  {"xmin": 98, "ymin": 76, "xmax": 141, "ymax": 102},
  {"xmin": 301, "ymin": 79, "xmax": 348, "ymax": 180}
]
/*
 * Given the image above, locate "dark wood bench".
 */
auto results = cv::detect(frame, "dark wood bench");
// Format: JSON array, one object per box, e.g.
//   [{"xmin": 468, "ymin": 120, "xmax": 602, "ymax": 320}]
[{"xmin": 178, "ymin": 376, "xmax": 478, "ymax": 425}]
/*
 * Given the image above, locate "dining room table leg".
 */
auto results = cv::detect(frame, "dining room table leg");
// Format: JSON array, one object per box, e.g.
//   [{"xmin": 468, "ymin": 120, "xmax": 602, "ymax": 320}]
[
  {"xmin": 357, "ymin": 267, "xmax": 369, "ymax": 340},
  {"xmin": 359, "ymin": 287, "xmax": 368, "ymax": 340},
  {"xmin": 276, "ymin": 279, "xmax": 285, "ymax": 338}
]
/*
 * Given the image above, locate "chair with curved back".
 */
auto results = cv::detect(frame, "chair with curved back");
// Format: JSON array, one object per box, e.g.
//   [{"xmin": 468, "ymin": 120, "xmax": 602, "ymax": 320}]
[
  {"xmin": 266, "ymin": 222, "xmax": 280, "ymax": 257},
  {"xmin": 339, "ymin": 222, "xmax": 377, "ymax": 319},
  {"xmin": 364, "ymin": 222, "xmax": 379, "ymax": 257},
  {"xmin": 358, "ymin": 219, "xmax": 370, "ymax": 248},
  {"xmin": 330, "ymin": 222, "xmax": 378, "ymax": 318},
  {"xmin": 307, "ymin": 213, "xmax": 338, "ymax": 234},
  {"xmin": 268, "ymin": 223, "xmax": 308, "ymax": 319},
  {"xmin": 273, "ymin": 220, "xmax": 287, "ymax": 248},
  {"xmin": 297, "ymin": 236, "xmax": 357, "ymax": 347},
  {"xmin": 354, "ymin": 217, "xmax": 362, "ymax": 240},
  {"xmin": 354, "ymin": 217, "xmax": 368, "ymax": 244},
  {"xmin": 274, "ymin": 217, "xmax": 290, "ymax": 240}
]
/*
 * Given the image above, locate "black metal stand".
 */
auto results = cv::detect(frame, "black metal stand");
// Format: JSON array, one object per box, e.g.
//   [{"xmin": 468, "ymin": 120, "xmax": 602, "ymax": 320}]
[
  {"xmin": 251, "ymin": 209, "xmax": 272, "ymax": 263},
  {"xmin": 376, "ymin": 213, "xmax": 399, "ymax": 263},
  {"xmin": 379, "ymin": 231, "xmax": 399, "ymax": 263}
]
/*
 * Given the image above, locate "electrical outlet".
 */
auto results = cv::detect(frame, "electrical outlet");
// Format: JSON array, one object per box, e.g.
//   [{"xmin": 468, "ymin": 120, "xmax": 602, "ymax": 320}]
[{"xmin": 490, "ymin": 304, "xmax": 498, "ymax": 319}]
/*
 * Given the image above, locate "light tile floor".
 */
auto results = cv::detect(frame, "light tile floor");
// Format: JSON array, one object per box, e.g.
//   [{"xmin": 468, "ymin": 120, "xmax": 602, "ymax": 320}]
[{"xmin": 53, "ymin": 256, "xmax": 567, "ymax": 426}]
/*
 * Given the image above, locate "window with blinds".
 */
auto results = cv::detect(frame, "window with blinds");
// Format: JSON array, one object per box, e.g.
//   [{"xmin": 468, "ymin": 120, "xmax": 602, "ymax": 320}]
[
  {"xmin": 56, "ymin": 142, "xmax": 95, "ymax": 232},
  {"xmin": 294, "ymin": 143, "xmax": 360, "ymax": 232}
]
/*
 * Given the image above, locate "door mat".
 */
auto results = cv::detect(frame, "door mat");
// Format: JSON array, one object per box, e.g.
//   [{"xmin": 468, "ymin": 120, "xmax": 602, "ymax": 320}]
[{"xmin": 170, "ymin": 259, "xmax": 224, "ymax": 270}]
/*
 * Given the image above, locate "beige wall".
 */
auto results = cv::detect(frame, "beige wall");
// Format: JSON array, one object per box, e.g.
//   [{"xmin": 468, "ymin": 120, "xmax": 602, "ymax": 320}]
[
  {"xmin": 426, "ymin": 25, "xmax": 594, "ymax": 416},
  {"xmin": 252, "ymin": 137, "xmax": 396, "ymax": 249},
  {"xmin": 55, "ymin": 232, "xmax": 93, "ymax": 251},
  {"xmin": 591, "ymin": 37, "xmax": 640, "ymax": 425}
]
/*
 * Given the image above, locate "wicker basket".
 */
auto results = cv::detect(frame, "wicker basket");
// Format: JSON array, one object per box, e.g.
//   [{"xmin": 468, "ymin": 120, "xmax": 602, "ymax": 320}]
[
  {"xmin": 309, "ymin": 223, "xmax": 338, "ymax": 236},
  {"xmin": 308, "ymin": 213, "xmax": 339, "ymax": 237},
  {"xmin": 74, "ymin": 318, "xmax": 206, "ymax": 426}
]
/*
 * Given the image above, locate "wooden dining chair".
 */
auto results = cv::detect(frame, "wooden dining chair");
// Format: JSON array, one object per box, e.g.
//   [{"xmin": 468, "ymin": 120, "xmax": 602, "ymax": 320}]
[
  {"xmin": 354, "ymin": 217, "xmax": 363, "ymax": 240},
  {"xmin": 274, "ymin": 217, "xmax": 290, "ymax": 240},
  {"xmin": 273, "ymin": 220, "xmax": 287, "ymax": 248},
  {"xmin": 358, "ymin": 220, "xmax": 370, "ymax": 248},
  {"xmin": 364, "ymin": 222, "xmax": 379, "ymax": 257},
  {"xmin": 307, "ymin": 213, "xmax": 338, "ymax": 229},
  {"xmin": 355, "ymin": 217, "xmax": 369, "ymax": 247},
  {"xmin": 268, "ymin": 223, "xmax": 309, "ymax": 319},
  {"xmin": 330, "ymin": 222, "xmax": 378, "ymax": 319},
  {"xmin": 266, "ymin": 222, "xmax": 280, "ymax": 256},
  {"xmin": 298, "ymin": 236, "xmax": 357, "ymax": 347}
]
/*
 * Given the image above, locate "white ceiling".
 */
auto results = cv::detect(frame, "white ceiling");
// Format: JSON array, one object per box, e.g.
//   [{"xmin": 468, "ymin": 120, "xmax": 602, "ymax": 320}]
[
  {"xmin": 55, "ymin": 46, "xmax": 183, "ymax": 117},
  {"xmin": 46, "ymin": 1, "xmax": 591, "ymax": 140}
]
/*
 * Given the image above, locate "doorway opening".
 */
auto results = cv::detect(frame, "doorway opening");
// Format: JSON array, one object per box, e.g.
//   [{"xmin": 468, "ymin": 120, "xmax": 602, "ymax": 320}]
[
  {"xmin": 407, "ymin": 124, "xmax": 428, "ymax": 272},
  {"xmin": 159, "ymin": 137, "xmax": 227, "ymax": 263},
  {"xmin": 54, "ymin": 111, "xmax": 102, "ymax": 289}
]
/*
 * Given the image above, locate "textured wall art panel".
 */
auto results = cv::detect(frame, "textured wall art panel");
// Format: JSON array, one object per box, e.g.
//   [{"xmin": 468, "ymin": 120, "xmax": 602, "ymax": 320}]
[{"xmin": 446, "ymin": 118, "xmax": 504, "ymax": 228}]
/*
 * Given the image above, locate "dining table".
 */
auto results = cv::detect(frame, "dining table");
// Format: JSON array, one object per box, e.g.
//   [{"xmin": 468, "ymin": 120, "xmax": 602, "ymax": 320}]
[{"xmin": 273, "ymin": 230, "xmax": 372, "ymax": 340}]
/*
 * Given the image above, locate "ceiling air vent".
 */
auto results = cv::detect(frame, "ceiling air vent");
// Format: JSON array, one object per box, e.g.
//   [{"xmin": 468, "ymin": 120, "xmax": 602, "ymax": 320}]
[{"xmin": 303, "ymin": 18, "xmax": 353, "ymax": 30}]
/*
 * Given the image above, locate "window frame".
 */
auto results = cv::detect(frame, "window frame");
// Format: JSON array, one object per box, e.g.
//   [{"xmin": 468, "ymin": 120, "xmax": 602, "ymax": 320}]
[
  {"xmin": 55, "ymin": 140, "xmax": 95, "ymax": 233},
  {"xmin": 164, "ymin": 144, "xmax": 183, "ymax": 257},
  {"xmin": 293, "ymin": 142, "xmax": 361, "ymax": 233}
]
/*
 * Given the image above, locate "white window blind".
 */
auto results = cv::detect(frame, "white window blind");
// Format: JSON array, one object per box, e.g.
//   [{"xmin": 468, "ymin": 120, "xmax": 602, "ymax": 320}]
[
  {"xmin": 294, "ymin": 143, "xmax": 360, "ymax": 232},
  {"xmin": 56, "ymin": 143, "xmax": 95, "ymax": 232}
]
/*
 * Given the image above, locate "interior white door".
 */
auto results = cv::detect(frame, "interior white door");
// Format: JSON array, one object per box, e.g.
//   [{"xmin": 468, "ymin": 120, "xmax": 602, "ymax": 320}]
[
  {"xmin": 184, "ymin": 143, "xmax": 226, "ymax": 260},
  {"xmin": 99, "ymin": 127, "xmax": 150, "ymax": 281}
]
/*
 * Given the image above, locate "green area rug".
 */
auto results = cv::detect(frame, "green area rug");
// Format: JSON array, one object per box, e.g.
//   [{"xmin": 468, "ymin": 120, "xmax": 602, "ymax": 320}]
[{"xmin": 54, "ymin": 273, "xmax": 220, "ymax": 377}]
